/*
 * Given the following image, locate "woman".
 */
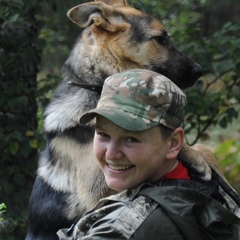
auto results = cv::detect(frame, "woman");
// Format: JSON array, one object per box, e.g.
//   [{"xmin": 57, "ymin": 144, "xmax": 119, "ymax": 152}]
[{"xmin": 58, "ymin": 69, "xmax": 240, "ymax": 239}]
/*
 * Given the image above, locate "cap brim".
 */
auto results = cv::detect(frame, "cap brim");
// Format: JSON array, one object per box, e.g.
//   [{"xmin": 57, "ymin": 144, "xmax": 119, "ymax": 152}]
[{"xmin": 79, "ymin": 107, "xmax": 159, "ymax": 132}]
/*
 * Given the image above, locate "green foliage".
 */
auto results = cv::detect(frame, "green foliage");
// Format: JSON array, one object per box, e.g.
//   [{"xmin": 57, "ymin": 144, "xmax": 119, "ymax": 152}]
[
  {"xmin": 0, "ymin": 204, "xmax": 7, "ymax": 221},
  {"xmin": 215, "ymin": 139, "xmax": 240, "ymax": 194},
  {"xmin": 0, "ymin": 1, "xmax": 81, "ymax": 239},
  {"xmin": 184, "ymin": 22, "xmax": 240, "ymax": 144},
  {"xmin": 0, "ymin": 0, "xmax": 44, "ymax": 239},
  {"xmin": 36, "ymin": 0, "xmax": 84, "ymax": 110}
]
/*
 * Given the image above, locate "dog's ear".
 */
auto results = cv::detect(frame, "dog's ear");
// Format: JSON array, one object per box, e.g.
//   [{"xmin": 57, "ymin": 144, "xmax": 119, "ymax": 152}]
[{"xmin": 67, "ymin": 2, "xmax": 129, "ymax": 32}]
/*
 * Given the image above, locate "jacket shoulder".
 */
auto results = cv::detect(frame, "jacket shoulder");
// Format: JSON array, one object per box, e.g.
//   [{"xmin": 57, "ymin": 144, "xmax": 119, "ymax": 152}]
[
  {"xmin": 132, "ymin": 205, "xmax": 186, "ymax": 240},
  {"xmin": 137, "ymin": 185, "xmax": 240, "ymax": 240}
]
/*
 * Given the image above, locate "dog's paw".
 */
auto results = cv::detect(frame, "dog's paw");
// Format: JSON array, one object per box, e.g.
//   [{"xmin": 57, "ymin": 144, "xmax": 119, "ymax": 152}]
[{"xmin": 179, "ymin": 143, "xmax": 213, "ymax": 181}]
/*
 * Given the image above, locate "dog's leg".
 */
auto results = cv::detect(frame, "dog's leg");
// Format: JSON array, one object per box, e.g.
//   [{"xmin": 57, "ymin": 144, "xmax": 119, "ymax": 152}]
[
  {"xmin": 26, "ymin": 177, "xmax": 73, "ymax": 240},
  {"xmin": 179, "ymin": 143, "xmax": 214, "ymax": 181},
  {"xmin": 179, "ymin": 142, "xmax": 229, "ymax": 181}
]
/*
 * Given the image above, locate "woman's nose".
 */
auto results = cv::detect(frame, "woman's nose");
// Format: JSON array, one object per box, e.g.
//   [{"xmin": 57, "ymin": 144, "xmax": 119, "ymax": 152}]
[{"xmin": 105, "ymin": 141, "xmax": 123, "ymax": 160}]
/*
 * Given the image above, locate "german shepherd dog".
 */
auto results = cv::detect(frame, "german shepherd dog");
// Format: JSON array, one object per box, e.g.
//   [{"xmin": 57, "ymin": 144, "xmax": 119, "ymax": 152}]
[{"xmin": 26, "ymin": 0, "xmax": 208, "ymax": 239}]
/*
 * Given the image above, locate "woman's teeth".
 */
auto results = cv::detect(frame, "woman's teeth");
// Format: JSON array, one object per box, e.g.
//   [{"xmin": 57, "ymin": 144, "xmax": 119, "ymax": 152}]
[{"xmin": 108, "ymin": 164, "xmax": 133, "ymax": 171}]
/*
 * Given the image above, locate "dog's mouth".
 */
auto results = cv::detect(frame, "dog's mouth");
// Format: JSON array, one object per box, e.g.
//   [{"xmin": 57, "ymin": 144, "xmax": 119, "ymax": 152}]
[{"xmin": 152, "ymin": 65, "xmax": 203, "ymax": 89}]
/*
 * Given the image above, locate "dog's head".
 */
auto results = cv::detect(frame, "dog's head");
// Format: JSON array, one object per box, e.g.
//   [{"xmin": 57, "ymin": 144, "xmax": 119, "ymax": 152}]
[{"xmin": 67, "ymin": 0, "xmax": 202, "ymax": 89}]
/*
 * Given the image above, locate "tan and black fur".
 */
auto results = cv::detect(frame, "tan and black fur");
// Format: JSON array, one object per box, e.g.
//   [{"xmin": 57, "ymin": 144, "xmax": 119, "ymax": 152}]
[{"xmin": 26, "ymin": 1, "xmax": 211, "ymax": 239}]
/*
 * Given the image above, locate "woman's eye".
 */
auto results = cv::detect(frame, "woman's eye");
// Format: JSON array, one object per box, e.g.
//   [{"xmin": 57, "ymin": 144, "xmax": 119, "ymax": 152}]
[
  {"xmin": 126, "ymin": 137, "xmax": 140, "ymax": 143},
  {"xmin": 97, "ymin": 132, "xmax": 109, "ymax": 138}
]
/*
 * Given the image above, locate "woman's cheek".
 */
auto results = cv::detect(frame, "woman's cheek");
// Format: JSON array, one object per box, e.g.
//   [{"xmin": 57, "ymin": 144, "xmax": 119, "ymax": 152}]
[{"xmin": 94, "ymin": 140, "xmax": 105, "ymax": 162}]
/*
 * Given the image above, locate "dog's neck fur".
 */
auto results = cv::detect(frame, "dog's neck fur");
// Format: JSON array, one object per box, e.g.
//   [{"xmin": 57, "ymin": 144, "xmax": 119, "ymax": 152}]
[
  {"xmin": 44, "ymin": 32, "xmax": 126, "ymax": 133},
  {"xmin": 64, "ymin": 64, "xmax": 103, "ymax": 94}
]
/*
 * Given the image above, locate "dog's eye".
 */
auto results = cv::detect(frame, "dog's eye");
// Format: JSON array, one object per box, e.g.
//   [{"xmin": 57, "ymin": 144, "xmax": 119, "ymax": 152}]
[{"xmin": 153, "ymin": 35, "xmax": 169, "ymax": 46}]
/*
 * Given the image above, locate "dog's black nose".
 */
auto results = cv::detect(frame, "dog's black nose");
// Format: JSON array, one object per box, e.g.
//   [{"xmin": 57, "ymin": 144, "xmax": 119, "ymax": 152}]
[{"xmin": 192, "ymin": 65, "xmax": 203, "ymax": 79}]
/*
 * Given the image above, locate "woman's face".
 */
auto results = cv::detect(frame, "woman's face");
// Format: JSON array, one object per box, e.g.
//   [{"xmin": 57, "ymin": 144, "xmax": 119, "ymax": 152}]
[{"xmin": 93, "ymin": 116, "xmax": 179, "ymax": 192}]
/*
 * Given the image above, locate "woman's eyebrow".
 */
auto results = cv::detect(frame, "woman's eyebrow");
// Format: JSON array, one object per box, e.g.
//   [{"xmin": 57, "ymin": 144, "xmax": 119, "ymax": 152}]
[
  {"xmin": 95, "ymin": 124, "xmax": 110, "ymax": 134},
  {"xmin": 95, "ymin": 124, "xmax": 105, "ymax": 130}
]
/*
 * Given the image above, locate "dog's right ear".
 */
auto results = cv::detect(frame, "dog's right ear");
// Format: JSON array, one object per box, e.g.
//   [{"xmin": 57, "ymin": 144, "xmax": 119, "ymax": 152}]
[{"xmin": 67, "ymin": 2, "xmax": 129, "ymax": 32}]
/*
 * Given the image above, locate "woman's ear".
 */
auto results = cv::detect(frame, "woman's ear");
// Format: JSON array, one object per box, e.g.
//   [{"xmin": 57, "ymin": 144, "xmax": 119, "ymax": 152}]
[{"xmin": 166, "ymin": 127, "xmax": 185, "ymax": 160}]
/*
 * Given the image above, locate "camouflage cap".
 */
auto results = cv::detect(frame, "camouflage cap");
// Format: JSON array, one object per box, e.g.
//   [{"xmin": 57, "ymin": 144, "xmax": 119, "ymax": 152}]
[{"xmin": 79, "ymin": 69, "xmax": 186, "ymax": 131}]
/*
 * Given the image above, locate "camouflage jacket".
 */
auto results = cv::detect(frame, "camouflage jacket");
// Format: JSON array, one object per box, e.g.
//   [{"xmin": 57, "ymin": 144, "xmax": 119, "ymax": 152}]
[{"xmin": 57, "ymin": 169, "xmax": 240, "ymax": 240}]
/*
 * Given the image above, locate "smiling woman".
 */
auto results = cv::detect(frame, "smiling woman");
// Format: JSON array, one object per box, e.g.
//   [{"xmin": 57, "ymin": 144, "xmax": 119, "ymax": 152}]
[
  {"xmin": 94, "ymin": 116, "xmax": 182, "ymax": 192},
  {"xmin": 57, "ymin": 69, "xmax": 240, "ymax": 240}
]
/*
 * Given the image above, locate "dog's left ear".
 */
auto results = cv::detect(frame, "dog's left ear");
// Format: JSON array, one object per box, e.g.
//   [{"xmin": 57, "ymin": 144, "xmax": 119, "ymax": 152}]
[{"xmin": 67, "ymin": 2, "xmax": 129, "ymax": 33}]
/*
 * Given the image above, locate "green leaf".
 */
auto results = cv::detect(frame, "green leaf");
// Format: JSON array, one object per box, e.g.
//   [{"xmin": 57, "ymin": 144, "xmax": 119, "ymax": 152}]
[
  {"xmin": 9, "ymin": 142, "xmax": 19, "ymax": 155},
  {"xmin": 9, "ymin": 13, "xmax": 20, "ymax": 22},
  {"xmin": 26, "ymin": 130, "xmax": 35, "ymax": 137},
  {"xmin": 29, "ymin": 139, "xmax": 38, "ymax": 149}
]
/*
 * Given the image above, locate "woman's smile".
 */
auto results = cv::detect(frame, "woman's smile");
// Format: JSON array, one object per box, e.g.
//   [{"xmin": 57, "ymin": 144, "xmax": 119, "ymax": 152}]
[{"xmin": 106, "ymin": 163, "xmax": 135, "ymax": 171}]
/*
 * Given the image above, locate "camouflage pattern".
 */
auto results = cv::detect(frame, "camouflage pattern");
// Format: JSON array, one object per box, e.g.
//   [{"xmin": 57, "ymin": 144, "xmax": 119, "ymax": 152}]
[
  {"xmin": 57, "ymin": 176, "xmax": 240, "ymax": 239},
  {"xmin": 80, "ymin": 69, "xmax": 186, "ymax": 130}
]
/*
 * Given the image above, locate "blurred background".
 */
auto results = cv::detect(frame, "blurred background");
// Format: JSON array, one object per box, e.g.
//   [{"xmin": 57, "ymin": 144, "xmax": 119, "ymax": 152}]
[{"xmin": 0, "ymin": 0, "xmax": 239, "ymax": 239}]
